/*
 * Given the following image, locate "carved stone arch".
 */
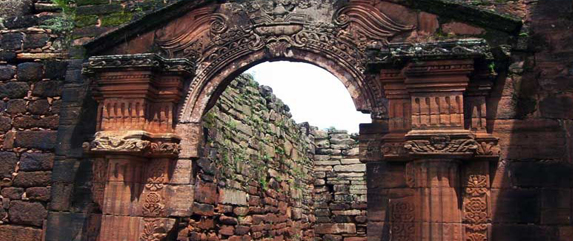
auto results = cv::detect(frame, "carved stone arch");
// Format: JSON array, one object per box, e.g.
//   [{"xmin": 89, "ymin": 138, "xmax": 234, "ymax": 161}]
[
  {"xmin": 180, "ymin": 47, "xmax": 381, "ymax": 124},
  {"xmin": 146, "ymin": 0, "xmax": 418, "ymax": 123}
]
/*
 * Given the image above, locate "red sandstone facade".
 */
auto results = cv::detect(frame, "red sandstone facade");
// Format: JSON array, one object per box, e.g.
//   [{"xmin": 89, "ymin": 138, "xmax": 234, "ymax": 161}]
[{"xmin": 0, "ymin": 0, "xmax": 572, "ymax": 240}]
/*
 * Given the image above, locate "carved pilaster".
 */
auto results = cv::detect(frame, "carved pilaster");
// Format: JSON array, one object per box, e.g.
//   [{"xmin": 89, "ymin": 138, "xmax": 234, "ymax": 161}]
[
  {"xmin": 84, "ymin": 54, "xmax": 194, "ymax": 241},
  {"xmin": 466, "ymin": 63, "xmax": 500, "ymax": 160},
  {"xmin": 402, "ymin": 59, "xmax": 478, "ymax": 159},
  {"xmin": 462, "ymin": 161, "xmax": 491, "ymax": 241}
]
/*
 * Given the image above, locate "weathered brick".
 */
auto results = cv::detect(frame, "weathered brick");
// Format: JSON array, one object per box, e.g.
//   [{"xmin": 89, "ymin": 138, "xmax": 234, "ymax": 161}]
[
  {"xmin": 13, "ymin": 115, "xmax": 59, "ymax": 129},
  {"xmin": 13, "ymin": 171, "xmax": 51, "ymax": 187},
  {"xmin": 0, "ymin": 225, "xmax": 41, "ymax": 241},
  {"xmin": 23, "ymin": 33, "xmax": 49, "ymax": 49},
  {"xmin": 0, "ymin": 152, "xmax": 17, "ymax": 179},
  {"xmin": 194, "ymin": 180, "xmax": 218, "ymax": 205},
  {"xmin": 193, "ymin": 202, "xmax": 214, "ymax": 216},
  {"xmin": 1, "ymin": 187, "xmax": 23, "ymax": 200},
  {"xmin": 20, "ymin": 153, "xmax": 54, "ymax": 171},
  {"xmin": 14, "ymin": 131, "xmax": 57, "ymax": 150},
  {"xmin": 8, "ymin": 200, "xmax": 47, "ymax": 227},
  {"xmin": 0, "ymin": 116, "xmax": 11, "ymax": 132},
  {"xmin": 17, "ymin": 62, "xmax": 43, "ymax": 82},
  {"xmin": 26, "ymin": 187, "xmax": 51, "ymax": 201},
  {"xmin": 32, "ymin": 80, "xmax": 63, "ymax": 97},
  {"xmin": 4, "ymin": 15, "xmax": 37, "ymax": 29},
  {"xmin": 28, "ymin": 100, "xmax": 50, "ymax": 115},
  {"xmin": 0, "ymin": 82, "xmax": 29, "ymax": 99},
  {"xmin": 0, "ymin": 65, "xmax": 15, "ymax": 80},
  {"xmin": 44, "ymin": 61, "xmax": 69, "ymax": 80},
  {"xmin": 315, "ymin": 223, "xmax": 356, "ymax": 234},
  {"xmin": 0, "ymin": 33, "xmax": 23, "ymax": 50},
  {"xmin": 6, "ymin": 99, "xmax": 26, "ymax": 114}
]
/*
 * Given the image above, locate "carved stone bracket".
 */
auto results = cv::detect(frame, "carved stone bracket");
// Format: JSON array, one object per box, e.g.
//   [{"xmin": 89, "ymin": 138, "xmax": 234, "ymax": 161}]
[
  {"xmin": 86, "ymin": 131, "xmax": 181, "ymax": 158},
  {"xmin": 405, "ymin": 131, "xmax": 478, "ymax": 158}
]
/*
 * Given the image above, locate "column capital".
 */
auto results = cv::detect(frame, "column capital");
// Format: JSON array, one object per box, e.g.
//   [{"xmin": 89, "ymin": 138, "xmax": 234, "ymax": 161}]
[{"xmin": 83, "ymin": 54, "xmax": 195, "ymax": 157}]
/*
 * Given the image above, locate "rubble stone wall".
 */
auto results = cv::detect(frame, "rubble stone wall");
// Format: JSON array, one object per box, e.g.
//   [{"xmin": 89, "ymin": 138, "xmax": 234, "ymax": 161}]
[
  {"xmin": 188, "ymin": 75, "xmax": 319, "ymax": 240},
  {"xmin": 313, "ymin": 130, "xmax": 367, "ymax": 240}
]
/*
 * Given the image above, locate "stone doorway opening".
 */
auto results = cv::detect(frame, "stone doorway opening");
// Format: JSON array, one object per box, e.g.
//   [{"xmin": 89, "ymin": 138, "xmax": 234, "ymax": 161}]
[{"xmin": 189, "ymin": 60, "xmax": 372, "ymax": 240}]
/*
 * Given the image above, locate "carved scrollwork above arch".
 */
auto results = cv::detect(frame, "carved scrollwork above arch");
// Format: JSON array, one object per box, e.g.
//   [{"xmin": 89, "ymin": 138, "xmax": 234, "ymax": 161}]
[{"xmin": 152, "ymin": 0, "xmax": 416, "ymax": 122}]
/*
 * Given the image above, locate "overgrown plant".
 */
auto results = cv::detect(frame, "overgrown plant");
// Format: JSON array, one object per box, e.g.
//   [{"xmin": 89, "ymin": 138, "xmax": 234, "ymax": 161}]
[{"xmin": 43, "ymin": 0, "xmax": 75, "ymax": 34}]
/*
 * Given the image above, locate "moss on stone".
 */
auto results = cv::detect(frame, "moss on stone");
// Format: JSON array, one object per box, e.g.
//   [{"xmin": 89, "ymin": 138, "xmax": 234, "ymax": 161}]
[
  {"xmin": 100, "ymin": 12, "xmax": 133, "ymax": 27},
  {"xmin": 74, "ymin": 14, "xmax": 98, "ymax": 28},
  {"xmin": 76, "ymin": 0, "xmax": 109, "ymax": 6}
]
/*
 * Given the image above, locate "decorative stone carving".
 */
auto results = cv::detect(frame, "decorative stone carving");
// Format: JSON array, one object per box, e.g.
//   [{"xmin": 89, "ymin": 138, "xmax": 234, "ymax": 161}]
[
  {"xmin": 387, "ymin": 39, "xmax": 491, "ymax": 59},
  {"xmin": 140, "ymin": 218, "xmax": 176, "ymax": 241},
  {"xmin": 405, "ymin": 136, "xmax": 478, "ymax": 155},
  {"xmin": 142, "ymin": 159, "xmax": 168, "ymax": 217},
  {"xmin": 390, "ymin": 200, "xmax": 415, "ymax": 241},
  {"xmin": 89, "ymin": 131, "xmax": 151, "ymax": 153},
  {"xmin": 476, "ymin": 141, "xmax": 501, "ymax": 156},
  {"xmin": 463, "ymin": 171, "xmax": 489, "ymax": 240},
  {"xmin": 156, "ymin": 0, "xmax": 417, "ymax": 121},
  {"xmin": 465, "ymin": 224, "xmax": 488, "ymax": 241}
]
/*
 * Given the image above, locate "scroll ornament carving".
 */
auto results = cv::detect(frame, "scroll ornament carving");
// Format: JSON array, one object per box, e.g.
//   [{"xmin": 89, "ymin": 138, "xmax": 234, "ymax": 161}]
[
  {"xmin": 391, "ymin": 200, "xmax": 415, "ymax": 241},
  {"xmin": 464, "ymin": 175, "xmax": 489, "ymax": 240},
  {"xmin": 87, "ymin": 132, "xmax": 181, "ymax": 156},
  {"xmin": 465, "ymin": 197, "xmax": 488, "ymax": 223},
  {"xmin": 140, "ymin": 218, "xmax": 169, "ymax": 241},
  {"xmin": 90, "ymin": 132, "xmax": 151, "ymax": 153},
  {"xmin": 392, "ymin": 201, "xmax": 414, "ymax": 222},
  {"xmin": 465, "ymin": 224, "xmax": 488, "ymax": 241},
  {"xmin": 142, "ymin": 160, "xmax": 168, "ymax": 216},
  {"xmin": 404, "ymin": 136, "xmax": 478, "ymax": 154},
  {"xmin": 476, "ymin": 141, "xmax": 501, "ymax": 156},
  {"xmin": 156, "ymin": 0, "xmax": 415, "ymax": 72},
  {"xmin": 381, "ymin": 142, "xmax": 408, "ymax": 157}
]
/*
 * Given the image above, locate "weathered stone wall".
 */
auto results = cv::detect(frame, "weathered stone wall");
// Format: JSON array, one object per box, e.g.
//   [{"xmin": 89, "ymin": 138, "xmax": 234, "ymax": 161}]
[
  {"xmin": 313, "ymin": 130, "xmax": 367, "ymax": 240},
  {"xmin": 185, "ymin": 74, "xmax": 318, "ymax": 240},
  {"xmin": 485, "ymin": 1, "xmax": 573, "ymax": 239},
  {"xmin": 0, "ymin": 0, "xmax": 67, "ymax": 239},
  {"xmin": 72, "ymin": 0, "xmax": 178, "ymax": 45}
]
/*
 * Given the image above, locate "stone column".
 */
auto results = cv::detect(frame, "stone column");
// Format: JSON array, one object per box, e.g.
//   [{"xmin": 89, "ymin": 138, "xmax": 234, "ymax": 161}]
[
  {"xmin": 401, "ymin": 59, "xmax": 477, "ymax": 241},
  {"xmin": 84, "ymin": 54, "xmax": 194, "ymax": 241}
]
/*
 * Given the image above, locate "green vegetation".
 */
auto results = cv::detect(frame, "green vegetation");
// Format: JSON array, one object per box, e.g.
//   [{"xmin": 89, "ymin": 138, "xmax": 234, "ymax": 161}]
[{"xmin": 42, "ymin": 0, "xmax": 75, "ymax": 34}]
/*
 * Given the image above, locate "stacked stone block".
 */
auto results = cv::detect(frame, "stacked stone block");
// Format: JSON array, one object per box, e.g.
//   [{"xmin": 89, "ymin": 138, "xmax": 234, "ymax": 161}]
[
  {"xmin": 72, "ymin": 0, "xmax": 178, "ymax": 45},
  {"xmin": 313, "ymin": 129, "xmax": 367, "ymax": 241},
  {"xmin": 185, "ymin": 74, "xmax": 317, "ymax": 240},
  {"xmin": 0, "ymin": 0, "xmax": 67, "ymax": 239}
]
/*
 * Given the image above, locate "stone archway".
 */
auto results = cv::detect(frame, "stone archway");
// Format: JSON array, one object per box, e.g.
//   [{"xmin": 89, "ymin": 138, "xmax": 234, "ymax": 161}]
[{"xmin": 76, "ymin": 0, "xmax": 503, "ymax": 240}]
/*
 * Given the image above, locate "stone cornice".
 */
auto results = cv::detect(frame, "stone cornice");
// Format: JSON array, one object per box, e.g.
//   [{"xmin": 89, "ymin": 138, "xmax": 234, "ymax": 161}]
[
  {"xmin": 367, "ymin": 39, "xmax": 492, "ymax": 66},
  {"xmin": 83, "ymin": 53, "xmax": 196, "ymax": 76}
]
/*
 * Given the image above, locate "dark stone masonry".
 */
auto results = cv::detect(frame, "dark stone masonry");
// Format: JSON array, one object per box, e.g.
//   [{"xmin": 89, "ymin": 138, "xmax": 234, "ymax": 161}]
[{"xmin": 0, "ymin": 0, "xmax": 572, "ymax": 240}]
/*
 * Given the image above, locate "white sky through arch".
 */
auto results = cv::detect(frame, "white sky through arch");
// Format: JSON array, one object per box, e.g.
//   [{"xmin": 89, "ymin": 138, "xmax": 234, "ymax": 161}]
[{"xmin": 245, "ymin": 61, "xmax": 371, "ymax": 133}]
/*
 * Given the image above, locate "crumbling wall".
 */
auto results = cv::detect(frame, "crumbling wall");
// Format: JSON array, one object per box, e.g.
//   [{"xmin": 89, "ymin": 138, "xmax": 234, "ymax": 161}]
[
  {"xmin": 186, "ymin": 75, "xmax": 318, "ymax": 240},
  {"xmin": 313, "ymin": 130, "xmax": 367, "ymax": 240}
]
